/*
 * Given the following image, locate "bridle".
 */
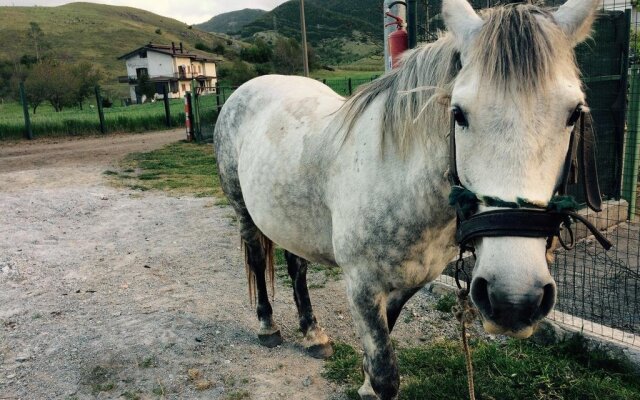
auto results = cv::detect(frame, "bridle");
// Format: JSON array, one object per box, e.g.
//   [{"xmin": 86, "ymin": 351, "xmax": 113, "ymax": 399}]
[{"xmin": 448, "ymin": 110, "xmax": 613, "ymax": 289}]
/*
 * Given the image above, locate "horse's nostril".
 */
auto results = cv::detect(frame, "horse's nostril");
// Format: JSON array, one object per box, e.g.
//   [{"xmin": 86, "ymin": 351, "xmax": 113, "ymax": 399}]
[
  {"xmin": 535, "ymin": 283, "xmax": 556, "ymax": 320},
  {"xmin": 470, "ymin": 277, "xmax": 492, "ymax": 317}
]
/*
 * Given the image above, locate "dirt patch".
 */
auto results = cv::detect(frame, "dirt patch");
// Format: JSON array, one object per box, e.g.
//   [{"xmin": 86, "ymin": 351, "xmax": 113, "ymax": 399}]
[{"xmin": 0, "ymin": 132, "xmax": 473, "ymax": 399}]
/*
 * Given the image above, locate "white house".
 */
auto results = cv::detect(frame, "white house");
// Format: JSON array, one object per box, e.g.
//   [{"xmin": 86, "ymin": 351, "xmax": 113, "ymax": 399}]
[{"xmin": 118, "ymin": 42, "xmax": 218, "ymax": 103}]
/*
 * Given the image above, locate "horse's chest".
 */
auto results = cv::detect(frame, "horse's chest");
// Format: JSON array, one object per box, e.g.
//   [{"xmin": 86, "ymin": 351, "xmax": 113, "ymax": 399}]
[{"xmin": 393, "ymin": 220, "xmax": 457, "ymax": 288}]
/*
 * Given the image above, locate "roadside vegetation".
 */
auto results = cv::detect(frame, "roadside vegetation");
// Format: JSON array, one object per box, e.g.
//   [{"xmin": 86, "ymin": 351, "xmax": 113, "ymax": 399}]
[
  {"xmin": 105, "ymin": 141, "xmax": 223, "ymax": 200},
  {"xmin": 325, "ymin": 335, "xmax": 640, "ymax": 400}
]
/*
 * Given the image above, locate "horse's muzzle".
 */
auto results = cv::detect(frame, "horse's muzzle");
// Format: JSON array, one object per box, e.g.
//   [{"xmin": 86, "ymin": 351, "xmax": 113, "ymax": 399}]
[{"xmin": 470, "ymin": 277, "xmax": 556, "ymax": 338}]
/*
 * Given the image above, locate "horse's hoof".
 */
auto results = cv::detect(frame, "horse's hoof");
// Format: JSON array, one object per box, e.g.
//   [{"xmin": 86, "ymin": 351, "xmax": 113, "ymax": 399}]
[
  {"xmin": 306, "ymin": 342, "xmax": 334, "ymax": 359},
  {"xmin": 258, "ymin": 330, "xmax": 283, "ymax": 348}
]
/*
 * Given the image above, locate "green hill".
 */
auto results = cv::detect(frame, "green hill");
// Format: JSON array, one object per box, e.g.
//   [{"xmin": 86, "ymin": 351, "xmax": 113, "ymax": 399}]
[
  {"xmin": 195, "ymin": 8, "xmax": 267, "ymax": 35},
  {"xmin": 0, "ymin": 2, "xmax": 243, "ymax": 97},
  {"xmin": 238, "ymin": 0, "xmax": 384, "ymax": 65}
]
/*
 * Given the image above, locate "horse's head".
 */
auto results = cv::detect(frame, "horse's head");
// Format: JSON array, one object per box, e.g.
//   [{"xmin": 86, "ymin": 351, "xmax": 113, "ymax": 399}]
[{"xmin": 444, "ymin": 0, "xmax": 599, "ymax": 338}]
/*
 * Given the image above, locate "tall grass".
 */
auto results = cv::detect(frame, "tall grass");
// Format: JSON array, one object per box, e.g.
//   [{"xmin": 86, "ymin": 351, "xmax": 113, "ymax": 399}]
[{"xmin": 0, "ymin": 97, "xmax": 222, "ymax": 140}]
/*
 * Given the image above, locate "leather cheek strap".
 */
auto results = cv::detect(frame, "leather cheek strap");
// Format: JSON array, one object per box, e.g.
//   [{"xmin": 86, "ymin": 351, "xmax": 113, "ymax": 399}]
[{"xmin": 457, "ymin": 209, "xmax": 612, "ymax": 250}]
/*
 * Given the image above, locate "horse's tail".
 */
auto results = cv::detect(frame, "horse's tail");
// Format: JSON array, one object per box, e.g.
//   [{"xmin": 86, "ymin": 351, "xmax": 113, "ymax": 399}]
[{"xmin": 241, "ymin": 231, "xmax": 275, "ymax": 306}]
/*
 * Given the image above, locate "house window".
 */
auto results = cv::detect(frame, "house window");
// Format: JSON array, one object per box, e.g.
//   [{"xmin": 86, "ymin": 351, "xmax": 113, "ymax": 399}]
[
  {"xmin": 187, "ymin": 66, "xmax": 191, "ymax": 74},
  {"xmin": 136, "ymin": 68, "xmax": 148, "ymax": 79},
  {"xmin": 170, "ymin": 81, "xmax": 178, "ymax": 93},
  {"xmin": 181, "ymin": 83, "xmax": 186, "ymax": 92},
  {"xmin": 140, "ymin": 50, "xmax": 147, "ymax": 58}
]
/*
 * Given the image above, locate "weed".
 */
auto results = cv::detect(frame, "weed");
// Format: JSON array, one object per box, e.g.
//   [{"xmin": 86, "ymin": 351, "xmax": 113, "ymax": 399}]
[
  {"xmin": 434, "ymin": 293, "xmax": 457, "ymax": 313},
  {"xmin": 226, "ymin": 389, "xmax": 250, "ymax": 399},
  {"xmin": 121, "ymin": 391, "xmax": 141, "ymax": 400},
  {"xmin": 103, "ymin": 170, "xmax": 119, "ymax": 176},
  {"xmin": 138, "ymin": 356, "xmax": 156, "ymax": 368}
]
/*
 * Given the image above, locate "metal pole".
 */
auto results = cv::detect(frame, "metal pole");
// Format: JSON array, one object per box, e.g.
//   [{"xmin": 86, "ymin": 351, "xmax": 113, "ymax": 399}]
[
  {"xmin": 19, "ymin": 82, "xmax": 33, "ymax": 140},
  {"xmin": 95, "ymin": 85, "xmax": 106, "ymax": 134},
  {"xmin": 384, "ymin": 0, "xmax": 407, "ymax": 73},
  {"xmin": 622, "ymin": 66, "xmax": 640, "ymax": 220},
  {"xmin": 163, "ymin": 85, "xmax": 171, "ymax": 127},
  {"xmin": 300, "ymin": 0, "xmax": 310, "ymax": 77},
  {"xmin": 407, "ymin": 0, "xmax": 418, "ymax": 49}
]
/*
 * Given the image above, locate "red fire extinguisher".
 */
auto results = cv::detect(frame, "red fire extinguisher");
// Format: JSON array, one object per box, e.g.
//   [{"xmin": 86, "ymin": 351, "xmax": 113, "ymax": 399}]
[{"xmin": 385, "ymin": 4, "xmax": 408, "ymax": 69}]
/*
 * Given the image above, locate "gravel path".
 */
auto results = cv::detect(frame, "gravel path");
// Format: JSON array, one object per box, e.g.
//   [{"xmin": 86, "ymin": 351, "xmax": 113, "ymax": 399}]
[{"xmin": 0, "ymin": 131, "xmax": 471, "ymax": 399}]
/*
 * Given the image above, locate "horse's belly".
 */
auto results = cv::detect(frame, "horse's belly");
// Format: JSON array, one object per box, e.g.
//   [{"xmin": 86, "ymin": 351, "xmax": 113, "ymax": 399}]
[{"xmin": 237, "ymin": 129, "xmax": 337, "ymax": 266}]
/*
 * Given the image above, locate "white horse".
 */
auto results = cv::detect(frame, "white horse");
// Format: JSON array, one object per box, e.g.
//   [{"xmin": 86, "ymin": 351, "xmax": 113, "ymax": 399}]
[{"xmin": 214, "ymin": 0, "xmax": 599, "ymax": 398}]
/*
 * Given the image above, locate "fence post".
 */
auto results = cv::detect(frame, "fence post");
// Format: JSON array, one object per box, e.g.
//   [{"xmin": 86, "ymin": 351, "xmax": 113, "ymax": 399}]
[
  {"xmin": 19, "ymin": 82, "xmax": 33, "ymax": 140},
  {"xmin": 215, "ymin": 82, "xmax": 221, "ymax": 111},
  {"xmin": 163, "ymin": 85, "xmax": 171, "ymax": 127},
  {"xmin": 623, "ymin": 66, "xmax": 640, "ymax": 220},
  {"xmin": 94, "ymin": 86, "xmax": 106, "ymax": 134},
  {"xmin": 190, "ymin": 79, "xmax": 202, "ymax": 141},
  {"xmin": 348, "ymin": 78, "xmax": 353, "ymax": 96}
]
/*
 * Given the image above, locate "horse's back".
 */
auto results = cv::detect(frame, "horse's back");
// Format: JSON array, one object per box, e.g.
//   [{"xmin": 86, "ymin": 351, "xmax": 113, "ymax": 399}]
[{"xmin": 214, "ymin": 75, "xmax": 344, "ymax": 265}]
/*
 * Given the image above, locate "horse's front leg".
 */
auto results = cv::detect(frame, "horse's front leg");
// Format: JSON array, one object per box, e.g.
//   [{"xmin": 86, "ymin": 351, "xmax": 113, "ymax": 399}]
[{"xmin": 346, "ymin": 276, "xmax": 399, "ymax": 400}]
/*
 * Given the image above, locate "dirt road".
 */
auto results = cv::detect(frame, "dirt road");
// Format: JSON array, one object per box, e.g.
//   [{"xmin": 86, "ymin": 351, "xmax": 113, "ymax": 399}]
[{"xmin": 0, "ymin": 131, "xmax": 458, "ymax": 399}]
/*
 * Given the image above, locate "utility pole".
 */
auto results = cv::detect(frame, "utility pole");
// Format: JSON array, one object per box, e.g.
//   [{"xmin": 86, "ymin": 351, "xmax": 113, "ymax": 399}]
[{"xmin": 300, "ymin": 0, "xmax": 310, "ymax": 77}]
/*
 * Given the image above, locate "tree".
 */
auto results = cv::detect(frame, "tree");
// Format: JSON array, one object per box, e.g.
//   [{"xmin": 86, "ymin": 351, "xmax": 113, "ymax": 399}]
[
  {"xmin": 28, "ymin": 22, "xmax": 44, "ymax": 63},
  {"xmin": 22, "ymin": 62, "xmax": 49, "ymax": 114},
  {"xmin": 135, "ymin": 71, "xmax": 156, "ymax": 102},
  {"xmin": 70, "ymin": 62, "xmax": 103, "ymax": 110},
  {"xmin": 241, "ymin": 39, "xmax": 272, "ymax": 64},
  {"xmin": 218, "ymin": 60, "xmax": 257, "ymax": 86}
]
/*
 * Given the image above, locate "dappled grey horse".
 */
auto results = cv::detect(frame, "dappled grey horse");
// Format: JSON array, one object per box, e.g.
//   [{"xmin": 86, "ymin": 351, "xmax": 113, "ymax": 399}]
[{"xmin": 213, "ymin": 0, "xmax": 601, "ymax": 398}]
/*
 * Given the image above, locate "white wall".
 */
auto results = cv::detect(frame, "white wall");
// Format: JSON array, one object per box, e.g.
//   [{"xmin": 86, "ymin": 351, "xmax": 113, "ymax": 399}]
[
  {"xmin": 125, "ymin": 51, "xmax": 174, "ymax": 78},
  {"xmin": 147, "ymin": 52, "xmax": 174, "ymax": 77}
]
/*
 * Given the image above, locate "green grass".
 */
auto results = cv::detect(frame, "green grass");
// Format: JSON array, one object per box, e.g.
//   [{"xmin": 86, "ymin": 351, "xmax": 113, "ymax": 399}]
[
  {"xmin": 110, "ymin": 141, "xmax": 223, "ymax": 198},
  {"xmin": 324, "ymin": 335, "xmax": 640, "ymax": 400}
]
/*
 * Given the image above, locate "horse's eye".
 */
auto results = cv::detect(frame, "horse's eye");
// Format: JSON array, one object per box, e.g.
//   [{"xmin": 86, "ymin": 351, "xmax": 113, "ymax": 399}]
[
  {"xmin": 453, "ymin": 106, "xmax": 468, "ymax": 128},
  {"xmin": 567, "ymin": 105, "xmax": 582, "ymax": 127}
]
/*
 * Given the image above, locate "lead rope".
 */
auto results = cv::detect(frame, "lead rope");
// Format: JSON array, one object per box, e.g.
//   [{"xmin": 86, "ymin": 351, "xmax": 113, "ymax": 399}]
[{"xmin": 453, "ymin": 251, "xmax": 478, "ymax": 400}]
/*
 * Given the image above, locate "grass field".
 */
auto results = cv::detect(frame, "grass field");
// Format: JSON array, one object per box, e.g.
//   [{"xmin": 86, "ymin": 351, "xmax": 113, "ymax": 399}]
[{"xmin": 324, "ymin": 335, "xmax": 640, "ymax": 400}]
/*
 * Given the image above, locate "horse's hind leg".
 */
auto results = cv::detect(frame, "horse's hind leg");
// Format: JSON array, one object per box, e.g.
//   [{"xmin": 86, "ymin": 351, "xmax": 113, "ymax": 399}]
[
  {"xmin": 239, "ymin": 216, "xmax": 282, "ymax": 348},
  {"xmin": 284, "ymin": 251, "xmax": 334, "ymax": 359}
]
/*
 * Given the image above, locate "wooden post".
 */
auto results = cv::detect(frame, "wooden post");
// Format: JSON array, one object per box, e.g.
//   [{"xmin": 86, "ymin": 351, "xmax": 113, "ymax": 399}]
[
  {"xmin": 300, "ymin": 0, "xmax": 310, "ymax": 77},
  {"xmin": 215, "ymin": 82, "xmax": 221, "ymax": 111},
  {"xmin": 163, "ymin": 85, "xmax": 171, "ymax": 127},
  {"xmin": 348, "ymin": 78, "xmax": 353, "ymax": 96},
  {"xmin": 19, "ymin": 82, "xmax": 33, "ymax": 140},
  {"xmin": 95, "ymin": 86, "xmax": 106, "ymax": 134}
]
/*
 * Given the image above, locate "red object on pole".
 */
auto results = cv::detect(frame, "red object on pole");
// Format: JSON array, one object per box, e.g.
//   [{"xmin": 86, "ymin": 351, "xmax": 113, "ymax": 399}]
[
  {"xmin": 184, "ymin": 93, "xmax": 193, "ymax": 141},
  {"xmin": 385, "ymin": 12, "xmax": 408, "ymax": 69}
]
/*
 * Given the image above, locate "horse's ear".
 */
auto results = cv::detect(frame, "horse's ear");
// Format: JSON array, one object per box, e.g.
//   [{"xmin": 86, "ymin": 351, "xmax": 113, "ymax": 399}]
[
  {"xmin": 442, "ymin": 0, "xmax": 483, "ymax": 49},
  {"xmin": 553, "ymin": 0, "xmax": 599, "ymax": 45}
]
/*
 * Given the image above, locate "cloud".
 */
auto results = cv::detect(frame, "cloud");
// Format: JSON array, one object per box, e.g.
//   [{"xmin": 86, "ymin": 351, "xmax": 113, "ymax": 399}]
[{"xmin": 0, "ymin": 0, "xmax": 290, "ymax": 24}]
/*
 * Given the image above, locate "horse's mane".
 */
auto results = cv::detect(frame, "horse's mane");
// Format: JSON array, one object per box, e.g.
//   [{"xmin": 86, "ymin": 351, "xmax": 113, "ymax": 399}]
[{"xmin": 339, "ymin": 3, "xmax": 578, "ymax": 153}]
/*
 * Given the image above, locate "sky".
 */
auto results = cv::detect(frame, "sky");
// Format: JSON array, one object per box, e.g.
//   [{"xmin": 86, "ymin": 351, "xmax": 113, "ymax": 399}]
[{"xmin": 0, "ymin": 0, "xmax": 290, "ymax": 25}]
